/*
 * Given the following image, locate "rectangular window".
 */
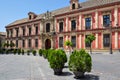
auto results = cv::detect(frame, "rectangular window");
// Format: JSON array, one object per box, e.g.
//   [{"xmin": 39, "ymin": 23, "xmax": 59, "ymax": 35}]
[
  {"xmin": 103, "ymin": 34, "xmax": 110, "ymax": 47},
  {"xmin": 85, "ymin": 35, "xmax": 91, "ymax": 47},
  {"xmin": 59, "ymin": 37, "xmax": 63, "ymax": 47},
  {"xmin": 10, "ymin": 29, "xmax": 13, "ymax": 37},
  {"xmin": 16, "ymin": 29, "xmax": 19, "ymax": 37},
  {"xmin": 16, "ymin": 40, "xmax": 18, "ymax": 48},
  {"xmin": 59, "ymin": 22, "xmax": 63, "ymax": 32},
  {"xmin": 71, "ymin": 36, "xmax": 76, "ymax": 47},
  {"xmin": 71, "ymin": 20, "xmax": 76, "ymax": 31},
  {"xmin": 22, "ymin": 40, "xmax": 25, "ymax": 48},
  {"xmin": 29, "ymin": 27, "xmax": 31, "ymax": 35},
  {"xmin": 36, "ymin": 26, "xmax": 38, "ymax": 35},
  {"xmin": 23, "ymin": 28, "xmax": 25, "ymax": 36},
  {"xmin": 7, "ymin": 30, "xmax": 9, "ymax": 37},
  {"xmin": 28, "ymin": 39, "xmax": 31, "ymax": 48},
  {"xmin": 46, "ymin": 23, "xmax": 50, "ymax": 32},
  {"xmin": 35, "ymin": 39, "xmax": 38, "ymax": 48},
  {"xmin": 103, "ymin": 15, "xmax": 110, "ymax": 27},
  {"xmin": 85, "ymin": 17, "xmax": 91, "ymax": 30}
]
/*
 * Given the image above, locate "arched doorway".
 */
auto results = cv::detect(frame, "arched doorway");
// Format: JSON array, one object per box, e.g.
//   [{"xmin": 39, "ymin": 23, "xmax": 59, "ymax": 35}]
[{"xmin": 45, "ymin": 39, "xmax": 51, "ymax": 49}]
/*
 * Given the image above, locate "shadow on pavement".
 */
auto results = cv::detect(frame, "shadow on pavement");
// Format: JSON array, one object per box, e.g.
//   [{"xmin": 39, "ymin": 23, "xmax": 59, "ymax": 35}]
[
  {"xmin": 57, "ymin": 72, "xmax": 73, "ymax": 76},
  {"xmin": 74, "ymin": 74, "xmax": 99, "ymax": 80}
]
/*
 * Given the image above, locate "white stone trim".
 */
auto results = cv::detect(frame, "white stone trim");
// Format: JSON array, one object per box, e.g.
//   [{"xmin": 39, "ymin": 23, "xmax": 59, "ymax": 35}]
[
  {"xmin": 95, "ymin": 33, "xmax": 98, "ymax": 49},
  {"xmin": 95, "ymin": 11, "xmax": 98, "ymax": 28},
  {"xmin": 114, "ymin": 6, "xmax": 118, "ymax": 27},
  {"xmin": 115, "ymin": 32, "xmax": 118, "ymax": 48}
]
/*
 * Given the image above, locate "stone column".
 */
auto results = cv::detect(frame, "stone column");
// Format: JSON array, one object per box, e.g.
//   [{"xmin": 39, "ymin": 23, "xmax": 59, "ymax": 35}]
[
  {"xmin": 79, "ymin": 34, "xmax": 82, "ymax": 48},
  {"xmin": 95, "ymin": 10, "xmax": 98, "ymax": 28},
  {"xmin": 66, "ymin": 17, "xmax": 68, "ymax": 32},
  {"xmin": 95, "ymin": 33, "xmax": 98, "ymax": 49},
  {"xmin": 115, "ymin": 32, "xmax": 118, "ymax": 49},
  {"xmin": 79, "ymin": 15, "xmax": 82, "ymax": 30},
  {"xmin": 114, "ymin": 6, "xmax": 118, "ymax": 27}
]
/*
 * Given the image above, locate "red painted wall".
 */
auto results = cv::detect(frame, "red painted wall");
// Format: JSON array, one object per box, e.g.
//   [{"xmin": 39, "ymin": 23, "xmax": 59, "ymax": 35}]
[{"xmin": 112, "ymin": 32, "xmax": 115, "ymax": 49}]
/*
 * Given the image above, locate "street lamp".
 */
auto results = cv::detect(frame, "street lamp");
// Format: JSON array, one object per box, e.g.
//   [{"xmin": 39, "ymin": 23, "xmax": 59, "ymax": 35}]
[{"xmin": 109, "ymin": 21, "xmax": 112, "ymax": 54}]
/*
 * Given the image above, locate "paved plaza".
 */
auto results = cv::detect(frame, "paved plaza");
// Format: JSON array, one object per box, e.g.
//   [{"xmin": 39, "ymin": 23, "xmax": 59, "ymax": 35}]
[{"xmin": 0, "ymin": 52, "xmax": 120, "ymax": 80}]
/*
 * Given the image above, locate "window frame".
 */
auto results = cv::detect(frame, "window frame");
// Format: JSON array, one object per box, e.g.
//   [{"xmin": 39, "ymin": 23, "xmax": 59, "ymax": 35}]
[
  {"xmin": 103, "ymin": 34, "xmax": 110, "ymax": 47},
  {"xmin": 59, "ymin": 37, "xmax": 63, "ymax": 47},
  {"xmin": 85, "ymin": 17, "xmax": 91, "ymax": 30},
  {"xmin": 103, "ymin": 14, "xmax": 110, "ymax": 27},
  {"xmin": 46, "ymin": 23, "xmax": 50, "ymax": 33},
  {"xmin": 71, "ymin": 36, "xmax": 76, "ymax": 47},
  {"xmin": 59, "ymin": 22, "xmax": 64, "ymax": 32},
  {"xmin": 35, "ymin": 39, "xmax": 38, "ymax": 48},
  {"xmin": 71, "ymin": 20, "xmax": 76, "ymax": 31}
]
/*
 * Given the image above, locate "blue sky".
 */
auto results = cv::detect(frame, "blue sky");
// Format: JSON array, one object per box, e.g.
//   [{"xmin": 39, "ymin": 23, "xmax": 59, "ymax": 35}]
[{"xmin": 0, "ymin": 0, "xmax": 86, "ymax": 32}]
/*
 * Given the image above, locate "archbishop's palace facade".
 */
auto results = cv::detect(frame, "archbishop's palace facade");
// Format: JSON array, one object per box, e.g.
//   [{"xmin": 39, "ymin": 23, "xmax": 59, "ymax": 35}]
[{"xmin": 6, "ymin": 0, "xmax": 120, "ymax": 51}]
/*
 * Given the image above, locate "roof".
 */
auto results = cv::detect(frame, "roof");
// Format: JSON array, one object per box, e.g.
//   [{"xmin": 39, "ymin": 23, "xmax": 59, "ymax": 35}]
[
  {"xmin": 6, "ymin": 0, "xmax": 120, "ymax": 27},
  {"xmin": 0, "ymin": 32, "xmax": 6, "ymax": 36}
]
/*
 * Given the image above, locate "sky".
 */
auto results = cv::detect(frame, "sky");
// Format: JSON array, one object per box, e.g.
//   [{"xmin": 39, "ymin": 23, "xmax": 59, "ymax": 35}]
[{"xmin": 0, "ymin": 0, "xmax": 86, "ymax": 32}]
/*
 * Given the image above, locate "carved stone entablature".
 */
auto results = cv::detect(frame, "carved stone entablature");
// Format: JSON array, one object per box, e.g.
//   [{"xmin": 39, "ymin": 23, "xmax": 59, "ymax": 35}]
[
  {"xmin": 57, "ymin": 18, "xmax": 64, "ymax": 22},
  {"xmin": 102, "ymin": 10, "xmax": 111, "ymax": 14},
  {"xmin": 84, "ymin": 14, "xmax": 92, "ymax": 18}
]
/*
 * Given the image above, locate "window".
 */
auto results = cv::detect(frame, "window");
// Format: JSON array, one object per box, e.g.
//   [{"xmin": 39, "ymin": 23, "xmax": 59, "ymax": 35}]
[
  {"xmin": 103, "ymin": 34, "xmax": 110, "ymax": 47},
  {"xmin": 10, "ymin": 29, "xmax": 13, "ymax": 37},
  {"xmin": 59, "ymin": 37, "xmax": 63, "ymax": 47},
  {"xmin": 28, "ymin": 39, "xmax": 31, "ymax": 48},
  {"xmin": 22, "ymin": 40, "xmax": 25, "ymax": 48},
  {"xmin": 16, "ymin": 29, "xmax": 19, "ymax": 37},
  {"xmin": 35, "ymin": 39, "xmax": 38, "ymax": 48},
  {"xmin": 71, "ymin": 36, "xmax": 76, "ymax": 47},
  {"xmin": 35, "ymin": 26, "xmax": 38, "ymax": 35},
  {"xmin": 85, "ymin": 35, "xmax": 91, "ymax": 47},
  {"xmin": 103, "ymin": 15, "xmax": 110, "ymax": 27},
  {"xmin": 7, "ymin": 30, "xmax": 9, "ymax": 37},
  {"xmin": 59, "ymin": 22, "xmax": 63, "ymax": 32},
  {"xmin": 46, "ymin": 23, "xmax": 50, "ymax": 32},
  {"xmin": 29, "ymin": 15, "xmax": 32, "ymax": 20},
  {"xmin": 71, "ymin": 20, "xmax": 76, "ymax": 31},
  {"xmin": 85, "ymin": 17, "xmax": 91, "ymax": 30},
  {"xmin": 29, "ymin": 27, "xmax": 31, "ymax": 35},
  {"xmin": 16, "ymin": 40, "xmax": 18, "ymax": 47},
  {"xmin": 23, "ymin": 28, "xmax": 25, "ymax": 36},
  {"xmin": 72, "ymin": 4, "xmax": 75, "ymax": 9}
]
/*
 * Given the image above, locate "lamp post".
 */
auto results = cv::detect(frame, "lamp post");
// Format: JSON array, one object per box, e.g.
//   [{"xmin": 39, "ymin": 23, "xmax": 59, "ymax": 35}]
[{"xmin": 109, "ymin": 21, "xmax": 112, "ymax": 54}]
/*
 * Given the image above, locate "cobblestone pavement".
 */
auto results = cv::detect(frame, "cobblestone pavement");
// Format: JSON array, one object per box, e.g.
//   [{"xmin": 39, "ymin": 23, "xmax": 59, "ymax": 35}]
[{"xmin": 0, "ymin": 52, "xmax": 120, "ymax": 80}]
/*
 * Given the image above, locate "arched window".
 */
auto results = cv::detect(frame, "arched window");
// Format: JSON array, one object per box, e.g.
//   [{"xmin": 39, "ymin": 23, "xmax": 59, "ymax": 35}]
[
  {"xmin": 46, "ymin": 23, "xmax": 50, "ymax": 32},
  {"xmin": 72, "ymin": 3, "xmax": 75, "ymax": 9}
]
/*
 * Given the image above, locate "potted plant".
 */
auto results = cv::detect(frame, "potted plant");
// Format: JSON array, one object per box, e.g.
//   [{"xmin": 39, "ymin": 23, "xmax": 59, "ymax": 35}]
[
  {"xmin": 68, "ymin": 49, "xmax": 92, "ymax": 79},
  {"xmin": 22, "ymin": 49, "xmax": 24, "ymax": 55},
  {"xmin": 32, "ymin": 50, "xmax": 36, "ymax": 56},
  {"xmin": 39, "ymin": 49, "xmax": 43, "ymax": 56},
  {"xmin": 17, "ymin": 49, "xmax": 21, "ymax": 55},
  {"xmin": 48, "ymin": 49, "xmax": 67, "ymax": 75},
  {"xmin": 27, "ymin": 50, "xmax": 30, "ymax": 55},
  {"xmin": 13, "ymin": 49, "xmax": 17, "ymax": 55}
]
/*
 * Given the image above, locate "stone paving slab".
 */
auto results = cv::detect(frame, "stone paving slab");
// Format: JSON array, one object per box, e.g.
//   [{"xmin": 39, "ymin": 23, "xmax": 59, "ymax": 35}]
[{"xmin": 0, "ymin": 52, "xmax": 120, "ymax": 80}]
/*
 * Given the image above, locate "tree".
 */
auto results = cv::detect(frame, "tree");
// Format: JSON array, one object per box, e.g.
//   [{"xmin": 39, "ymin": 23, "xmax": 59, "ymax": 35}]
[
  {"xmin": 85, "ymin": 34, "xmax": 96, "ymax": 54},
  {"xmin": 64, "ymin": 40, "xmax": 73, "ymax": 53}
]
